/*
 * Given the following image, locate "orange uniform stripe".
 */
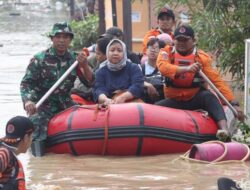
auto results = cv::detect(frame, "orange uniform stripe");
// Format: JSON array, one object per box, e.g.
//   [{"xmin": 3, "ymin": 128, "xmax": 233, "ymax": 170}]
[{"xmin": 0, "ymin": 148, "xmax": 10, "ymax": 172}]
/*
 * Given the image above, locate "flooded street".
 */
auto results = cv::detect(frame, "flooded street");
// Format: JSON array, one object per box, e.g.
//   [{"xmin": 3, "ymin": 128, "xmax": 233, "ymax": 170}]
[{"xmin": 0, "ymin": 2, "xmax": 250, "ymax": 190}]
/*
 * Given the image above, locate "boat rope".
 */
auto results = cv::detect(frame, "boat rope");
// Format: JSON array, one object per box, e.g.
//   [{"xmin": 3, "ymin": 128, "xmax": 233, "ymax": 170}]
[
  {"xmin": 102, "ymin": 105, "xmax": 110, "ymax": 155},
  {"xmin": 79, "ymin": 104, "xmax": 111, "ymax": 155},
  {"xmin": 80, "ymin": 104, "xmax": 100, "ymax": 121},
  {"xmin": 179, "ymin": 140, "xmax": 250, "ymax": 164}
]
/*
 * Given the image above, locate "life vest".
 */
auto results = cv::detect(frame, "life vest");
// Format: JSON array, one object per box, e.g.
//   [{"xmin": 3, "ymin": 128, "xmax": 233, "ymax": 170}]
[
  {"xmin": 16, "ymin": 160, "xmax": 26, "ymax": 190},
  {"xmin": 165, "ymin": 47, "xmax": 204, "ymax": 88},
  {"xmin": 0, "ymin": 147, "xmax": 26, "ymax": 190}
]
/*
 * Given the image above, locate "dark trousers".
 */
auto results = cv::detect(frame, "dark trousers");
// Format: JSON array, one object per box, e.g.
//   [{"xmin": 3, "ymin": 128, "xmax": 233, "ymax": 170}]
[{"xmin": 155, "ymin": 90, "xmax": 226, "ymax": 122}]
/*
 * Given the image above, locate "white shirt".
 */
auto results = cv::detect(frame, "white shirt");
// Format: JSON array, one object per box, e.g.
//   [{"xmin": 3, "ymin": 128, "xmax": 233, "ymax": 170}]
[{"xmin": 144, "ymin": 61, "xmax": 157, "ymax": 75}]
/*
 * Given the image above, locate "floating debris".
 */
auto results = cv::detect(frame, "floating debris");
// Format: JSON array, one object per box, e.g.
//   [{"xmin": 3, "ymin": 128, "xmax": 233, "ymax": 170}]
[{"xmin": 9, "ymin": 12, "xmax": 21, "ymax": 16}]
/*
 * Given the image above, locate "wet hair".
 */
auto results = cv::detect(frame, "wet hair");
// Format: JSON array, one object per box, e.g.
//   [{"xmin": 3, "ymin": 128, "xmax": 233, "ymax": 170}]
[
  {"xmin": 1, "ymin": 132, "xmax": 33, "ymax": 147},
  {"xmin": 147, "ymin": 38, "xmax": 166, "ymax": 49},
  {"xmin": 147, "ymin": 37, "xmax": 166, "ymax": 49},
  {"xmin": 96, "ymin": 35, "xmax": 113, "ymax": 55},
  {"xmin": 158, "ymin": 40, "xmax": 166, "ymax": 48},
  {"xmin": 106, "ymin": 27, "xmax": 123, "ymax": 38},
  {"xmin": 147, "ymin": 38, "xmax": 159, "ymax": 47}
]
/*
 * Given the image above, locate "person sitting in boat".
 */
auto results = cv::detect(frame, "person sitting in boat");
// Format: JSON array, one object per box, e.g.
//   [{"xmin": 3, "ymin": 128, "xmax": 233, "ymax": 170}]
[
  {"xmin": 93, "ymin": 39, "xmax": 144, "ymax": 105},
  {"xmin": 156, "ymin": 24, "xmax": 244, "ymax": 138},
  {"xmin": 0, "ymin": 116, "xmax": 34, "ymax": 190},
  {"xmin": 71, "ymin": 26, "xmax": 142, "ymax": 104},
  {"xmin": 106, "ymin": 26, "xmax": 141, "ymax": 65},
  {"xmin": 20, "ymin": 22, "xmax": 93, "ymax": 157},
  {"xmin": 140, "ymin": 33, "xmax": 172, "ymax": 65},
  {"xmin": 142, "ymin": 5, "xmax": 175, "ymax": 55},
  {"xmin": 142, "ymin": 38, "xmax": 165, "ymax": 103},
  {"xmin": 71, "ymin": 35, "xmax": 113, "ymax": 104}
]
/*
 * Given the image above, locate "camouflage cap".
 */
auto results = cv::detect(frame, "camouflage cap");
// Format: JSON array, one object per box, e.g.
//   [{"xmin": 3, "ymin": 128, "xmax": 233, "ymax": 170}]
[{"xmin": 49, "ymin": 22, "xmax": 74, "ymax": 38}]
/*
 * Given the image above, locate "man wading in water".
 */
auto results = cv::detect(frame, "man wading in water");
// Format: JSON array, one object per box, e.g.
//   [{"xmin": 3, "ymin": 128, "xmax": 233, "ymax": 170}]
[
  {"xmin": 0, "ymin": 116, "xmax": 34, "ymax": 189},
  {"xmin": 20, "ymin": 22, "xmax": 93, "ymax": 156}
]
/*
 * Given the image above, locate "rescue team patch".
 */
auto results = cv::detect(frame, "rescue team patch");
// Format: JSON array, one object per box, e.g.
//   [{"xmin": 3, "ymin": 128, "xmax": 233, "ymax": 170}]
[
  {"xmin": 161, "ymin": 51, "xmax": 168, "ymax": 60},
  {"xmin": 179, "ymin": 26, "xmax": 186, "ymax": 33},
  {"xmin": 7, "ymin": 124, "xmax": 15, "ymax": 134}
]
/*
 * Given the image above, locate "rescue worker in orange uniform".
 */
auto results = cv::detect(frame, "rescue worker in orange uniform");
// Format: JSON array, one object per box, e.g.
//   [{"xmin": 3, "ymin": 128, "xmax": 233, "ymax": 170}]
[
  {"xmin": 0, "ymin": 116, "xmax": 34, "ymax": 190},
  {"xmin": 156, "ymin": 24, "xmax": 244, "ymax": 138},
  {"xmin": 142, "ymin": 6, "xmax": 175, "ymax": 55}
]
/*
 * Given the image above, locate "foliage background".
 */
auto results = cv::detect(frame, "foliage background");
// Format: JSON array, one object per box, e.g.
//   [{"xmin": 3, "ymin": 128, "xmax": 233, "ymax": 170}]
[
  {"xmin": 69, "ymin": 0, "xmax": 250, "ymax": 86},
  {"xmin": 70, "ymin": 15, "xmax": 99, "ymax": 51},
  {"xmin": 156, "ymin": 0, "xmax": 250, "ymax": 87}
]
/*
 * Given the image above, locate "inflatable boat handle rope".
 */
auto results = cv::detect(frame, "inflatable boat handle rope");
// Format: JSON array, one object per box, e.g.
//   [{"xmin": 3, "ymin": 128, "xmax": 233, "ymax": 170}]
[
  {"xmin": 80, "ymin": 103, "xmax": 111, "ymax": 155},
  {"xmin": 102, "ymin": 105, "xmax": 111, "ymax": 155},
  {"xmin": 179, "ymin": 141, "xmax": 250, "ymax": 164}
]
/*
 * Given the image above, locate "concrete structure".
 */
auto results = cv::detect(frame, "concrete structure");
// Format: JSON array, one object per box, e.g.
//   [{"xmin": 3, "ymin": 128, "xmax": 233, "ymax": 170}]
[
  {"xmin": 105, "ymin": 0, "xmax": 159, "ymax": 53},
  {"xmin": 104, "ymin": 0, "xmax": 189, "ymax": 53}
]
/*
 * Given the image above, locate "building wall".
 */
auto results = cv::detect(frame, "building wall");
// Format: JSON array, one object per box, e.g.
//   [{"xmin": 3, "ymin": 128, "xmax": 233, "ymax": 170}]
[
  {"xmin": 105, "ymin": 0, "xmax": 113, "ymax": 29},
  {"xmin": 104, "ymin": 0, "xmax": 158, "ymax": 53},
  {"xmin": 104, "ymin": 0, "xmax": 187, "ymax": 53}
]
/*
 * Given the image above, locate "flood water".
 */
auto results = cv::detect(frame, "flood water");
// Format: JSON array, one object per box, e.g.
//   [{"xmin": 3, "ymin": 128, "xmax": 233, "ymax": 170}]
[{"xmin": 0, "ymin": 3, "xmax": 250, "ymax": 190}]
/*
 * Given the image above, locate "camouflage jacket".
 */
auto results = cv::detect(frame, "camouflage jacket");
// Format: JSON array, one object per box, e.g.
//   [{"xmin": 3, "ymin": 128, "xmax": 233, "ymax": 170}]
[{"xmin": 20, "ymin": 47, "xmax": 82, "ymax": 112}]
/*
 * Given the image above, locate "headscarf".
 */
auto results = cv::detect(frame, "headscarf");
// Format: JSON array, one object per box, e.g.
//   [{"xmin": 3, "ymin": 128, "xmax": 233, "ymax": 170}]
[{"xmin": 106, "ymin": 39, "xmax": 127, "ymax": 71}]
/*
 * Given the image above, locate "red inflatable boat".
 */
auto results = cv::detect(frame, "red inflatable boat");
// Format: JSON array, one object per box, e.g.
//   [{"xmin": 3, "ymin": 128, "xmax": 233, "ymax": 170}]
[{"xmin": 46, "ymin": 103, "xmax": 232, "ymax": 156}]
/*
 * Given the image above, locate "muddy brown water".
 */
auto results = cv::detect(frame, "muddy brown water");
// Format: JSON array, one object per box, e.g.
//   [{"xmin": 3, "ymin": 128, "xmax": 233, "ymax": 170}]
[{"xmin": 26, "ymin": 153, "xmax": 250, "ymax": 190}]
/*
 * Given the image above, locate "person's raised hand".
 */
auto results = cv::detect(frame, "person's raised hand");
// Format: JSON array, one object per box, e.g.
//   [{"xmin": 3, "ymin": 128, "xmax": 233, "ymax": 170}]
[{"xmin": 77, "ymin": 52, "xmax": 88, "ymax": 67}]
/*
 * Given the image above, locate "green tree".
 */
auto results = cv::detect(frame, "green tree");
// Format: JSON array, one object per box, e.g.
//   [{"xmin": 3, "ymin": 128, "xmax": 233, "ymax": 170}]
[
  {"xmin": 70, "ymin": 15, "xmax": 99, "ymax": 50},
  {"xmin": 156, "ymin": 0, "xmax": 250, "ymax": 87}
]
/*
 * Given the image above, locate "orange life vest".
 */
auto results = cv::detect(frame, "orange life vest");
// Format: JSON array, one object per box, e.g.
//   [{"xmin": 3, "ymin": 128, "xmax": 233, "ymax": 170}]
[
  {"xmin": 16, "ymin": 160, "xmax": 26, "ymax": 190},
  {"xmin": 0, "ymin": 150, "xmax": 26, "ymax": 190},
  {"xmin": 165, "ymin": 48, "xmax": 203, "ymax": 88}
]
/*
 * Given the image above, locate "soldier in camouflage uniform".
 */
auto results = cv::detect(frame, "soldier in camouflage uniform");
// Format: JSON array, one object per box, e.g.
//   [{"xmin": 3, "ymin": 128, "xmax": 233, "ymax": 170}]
[{"xmin": 20, "ymin": 22, "xmax": 93, "ymax": 156}]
